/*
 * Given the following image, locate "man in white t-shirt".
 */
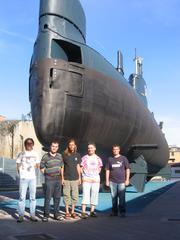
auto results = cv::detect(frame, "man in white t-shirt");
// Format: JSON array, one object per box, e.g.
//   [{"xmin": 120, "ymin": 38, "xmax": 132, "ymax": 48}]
[{"xmin": 16, "ymin": 138, "xmax": 40, "ymax": 222}]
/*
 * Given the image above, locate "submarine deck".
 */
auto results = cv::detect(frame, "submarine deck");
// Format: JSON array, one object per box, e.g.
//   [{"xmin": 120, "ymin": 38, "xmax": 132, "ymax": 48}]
[{"xmin": 0, "ymin": 180, "xmax": 180, "ymax": 240}]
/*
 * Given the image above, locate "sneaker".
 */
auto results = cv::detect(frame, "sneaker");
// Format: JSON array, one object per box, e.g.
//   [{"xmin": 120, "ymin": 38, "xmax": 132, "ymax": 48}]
[
  {"xmin": 30, "ymin": 216, "xmax": 38, "ymax": 222},
  {"xmin": 90, "ymin": 212, "xmax": 97, "ymax": 217},
  {"xmin": 42, "ymin": 216, "xmax": 49, "ymax": 222},
  {"xmin": 81, "ymin": 212, "xmax": 88, "ymax": 219},
  {"xmin": 54, "ymin": 215, "xmax": 64, "ymax": 221},
  {"xmin": 17, "ymin": 216, "xmax": 24, "ymax": 223}
]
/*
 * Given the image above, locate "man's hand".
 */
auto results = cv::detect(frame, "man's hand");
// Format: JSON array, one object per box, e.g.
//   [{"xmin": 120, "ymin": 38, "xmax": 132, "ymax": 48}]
[
  {"xmin": 78, "ymin": 178, "xmax": 82, "ymax": 185},
  {"xmin": 106, "ymin": 181, "xmax": 110, "ymax": 187},
  {"xmin": 36, "ymin": 163, "xmax": 40, "ymax": 169},
  {"xmin": 40, "ymin": 168, "xmax": 45, "ymax": 174},
  {"xmin": 106, "ymin": 170, "xmax": 110, "ymax": 187},
  {"xmin": 125, "ymin": 179, "xmax": 129, "ymax": 186}
]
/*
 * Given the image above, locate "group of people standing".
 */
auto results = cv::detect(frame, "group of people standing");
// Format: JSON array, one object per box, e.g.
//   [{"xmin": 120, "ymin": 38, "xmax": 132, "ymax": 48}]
[{"xmin": 16, "ymin": 138, "xmax": 130, "ymax": 223}]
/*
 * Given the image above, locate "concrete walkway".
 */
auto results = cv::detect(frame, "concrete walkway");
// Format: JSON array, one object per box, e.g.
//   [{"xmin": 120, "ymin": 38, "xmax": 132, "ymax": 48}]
[{"xmin": 0, "ymin": 181, "xmax": 180, "ymax": 240}]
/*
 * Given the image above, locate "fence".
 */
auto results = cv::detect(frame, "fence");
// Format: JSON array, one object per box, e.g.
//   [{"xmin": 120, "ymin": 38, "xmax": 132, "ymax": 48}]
[{"xmin": 0, "ymin": 157, "xmax": 44, "ymax": 190}]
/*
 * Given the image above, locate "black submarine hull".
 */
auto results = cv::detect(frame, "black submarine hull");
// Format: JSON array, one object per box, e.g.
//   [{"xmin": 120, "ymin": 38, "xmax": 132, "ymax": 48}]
[
  {"xmin": 30, "ymin": 57, "xmax": 168, "ymax": 166},
  {"xmin": 29, "ymin": 0, "xmax": 170, "ymax": 191}
]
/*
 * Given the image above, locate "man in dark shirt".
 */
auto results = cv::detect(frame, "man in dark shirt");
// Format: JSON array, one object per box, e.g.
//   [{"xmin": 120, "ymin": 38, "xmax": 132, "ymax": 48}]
[
  {"xmin": 62, "ymin": 139, "xmax": 81, "ymax": 219},
  {"xmin": 106, "ymin": 145, "xmax": 130, "ymax": 217},
  {"xmin": 40, "ymin": 140, "xmax": 64, "ymax": 222}
]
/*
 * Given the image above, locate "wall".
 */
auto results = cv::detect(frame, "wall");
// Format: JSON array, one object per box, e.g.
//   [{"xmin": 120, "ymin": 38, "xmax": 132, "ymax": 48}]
[
  {"xmin": 168, "ymin": 146, "xmax": 180, "ymax": 165},
  {"xmin": 0, "ymin": 120, "xmax": 43, "ymax": 159}
]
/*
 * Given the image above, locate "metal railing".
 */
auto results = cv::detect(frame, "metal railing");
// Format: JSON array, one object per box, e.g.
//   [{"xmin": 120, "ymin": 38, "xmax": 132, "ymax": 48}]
[{"xmin": 0, "ymin": 157, "xmax": 44, "ymax": 190}]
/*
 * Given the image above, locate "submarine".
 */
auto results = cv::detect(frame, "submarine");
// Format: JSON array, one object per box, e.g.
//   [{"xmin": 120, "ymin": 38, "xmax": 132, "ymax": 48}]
[{"xmin": 29, "ymin": 0, "xmax": 170, "ymax": 191}]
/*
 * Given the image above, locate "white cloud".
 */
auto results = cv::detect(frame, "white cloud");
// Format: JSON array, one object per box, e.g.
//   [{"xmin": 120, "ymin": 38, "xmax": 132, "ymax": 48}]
[
  {"xmin": 0, "ymin": 28, "xmax": 34, "ymax": 43},
  {"xmin": 0, "ymin": 38, "xmax": 22, "ymax": 54}
]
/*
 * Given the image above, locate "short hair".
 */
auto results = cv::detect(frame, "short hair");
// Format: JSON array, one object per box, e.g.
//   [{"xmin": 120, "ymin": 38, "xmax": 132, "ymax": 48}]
[
  {"xmin": 88, "ymin": 142, "xmax": 96, "ymax": 148},
  {"xmin": 51, "ymin": 139, "xmax": 60, "ymax": 146},
  {"xmin": 112, "ymin": 144, "xmax": 120, "ymax": 149},
  {"xmin": 24, "ymin": 138, "xmax": 34, "ymax": 146}
]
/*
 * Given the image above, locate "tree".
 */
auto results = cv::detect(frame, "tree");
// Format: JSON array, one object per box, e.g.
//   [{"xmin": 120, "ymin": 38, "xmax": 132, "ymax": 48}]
[{"xmin": 0, "ymin": 120, "xmax": 19, "ymax": 159}]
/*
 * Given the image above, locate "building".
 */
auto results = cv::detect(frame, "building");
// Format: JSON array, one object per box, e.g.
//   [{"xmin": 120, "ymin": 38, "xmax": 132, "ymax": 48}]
[
  {"xmin": 0, "ymin": 115, "xmax": 6, "ymax": 122},
  {"xmin": 169, "ymin": 146, "xmax": 180, "ymax": 164},
  {"xmin": 168, "ymin": 146, "xmax": 180, "ymax": 178},
  {"xmin": 0, "ymin": 120, "xmax": 45, "ymax": 189},
  {"xmin": 0, "ymin": 120, "xmax": 44, "ymax": 159}
]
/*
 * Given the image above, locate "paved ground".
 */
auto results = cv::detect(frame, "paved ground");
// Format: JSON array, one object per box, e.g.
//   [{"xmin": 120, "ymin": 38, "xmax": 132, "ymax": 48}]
[{"xmin": 0, "ymin": 180, "xmax": 180, "ymax": 240}]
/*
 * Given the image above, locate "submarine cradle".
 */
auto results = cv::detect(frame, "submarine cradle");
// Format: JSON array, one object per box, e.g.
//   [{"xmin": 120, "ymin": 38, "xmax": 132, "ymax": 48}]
[{"xmin": 29, "ymin": 0, "xmax": 170, "ymax": 191}]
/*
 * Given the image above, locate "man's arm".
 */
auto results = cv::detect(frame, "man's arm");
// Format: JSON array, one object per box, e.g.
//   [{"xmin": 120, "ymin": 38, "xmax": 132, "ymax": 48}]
[
  {"xmin": 60, "ymin": 154, "xmax": 64, "ymax": 184},
  {"xmin": 40, "ymin": 156, "xmax": 46, "ymax": 174},
  {"xmin": 35, "ymin": 152, "xmax": 40, "ymax": 169},
  {"xmin": 16, "ymin": 153, "xmax": 22, "ymax": 174},
  {"xmin": 125, "ymin": 168, "xmax": 130, "ymax": 186},
  {"xmin": 36, "ymin": 163, "xmax": 40, "ymax": 169},
  {"xmin": 16, "ymin": 163, "xmax": 21, "ymax": 174},
  {"xmin": 106, "ymin": 170, "xmax": 110, "ymax": 187},
  {"xmin": 77, "ymin": 164, "xmax": 81, "ymax": 185},
  {"xmin": 98, "ymin": 157, "xmax": 103, "ymax": 174},
  {"xmin": 60, "ymin": 166, "xmax": 64, "ymax": 185}
]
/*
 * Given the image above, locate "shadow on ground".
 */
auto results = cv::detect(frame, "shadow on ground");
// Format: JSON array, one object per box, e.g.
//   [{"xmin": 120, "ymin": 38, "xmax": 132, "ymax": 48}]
[{"xmin": 0, "ymin": 181, "xmax": 177, "ymax": 220}]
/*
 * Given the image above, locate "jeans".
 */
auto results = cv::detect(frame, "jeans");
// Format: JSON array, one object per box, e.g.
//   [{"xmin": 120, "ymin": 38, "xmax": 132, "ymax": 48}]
[
  {"xmin": 109, "ymin": 181, "xmax": 126, "ymax": 214},
  {"xmin": 17, "ymin": 178, "xmax": 36, "ymax": 217},
  {"xmin": 44, "ymin": 179, "xmax": 62, "ymax": 217}
]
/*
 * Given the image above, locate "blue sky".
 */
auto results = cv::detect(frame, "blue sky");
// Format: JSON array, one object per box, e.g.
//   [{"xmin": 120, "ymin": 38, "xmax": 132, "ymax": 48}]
[{"xmin": 0, "ymin": 0, "xmax": 180, "ymax": 146}]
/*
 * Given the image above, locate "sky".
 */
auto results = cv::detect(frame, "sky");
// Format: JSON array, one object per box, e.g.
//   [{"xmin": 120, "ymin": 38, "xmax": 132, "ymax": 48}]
[{"xmin": 0, "ymin": 0, "xmax": 180, "ymax": 146}]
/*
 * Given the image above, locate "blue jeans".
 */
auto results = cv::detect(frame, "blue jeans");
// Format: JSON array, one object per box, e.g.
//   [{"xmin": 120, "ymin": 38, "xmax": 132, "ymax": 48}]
[
  {"xmin": 17, "ymin": 178, "xmax": 36, "ymax": 217},
  {"xmin": 109, "ymin": 181, "xmax": 126, "ymax": 214}
]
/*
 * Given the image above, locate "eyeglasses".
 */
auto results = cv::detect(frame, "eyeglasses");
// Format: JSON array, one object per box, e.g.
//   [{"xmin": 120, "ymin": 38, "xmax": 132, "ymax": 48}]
[{"xmin": 26, "ymin": 142, "xmax": 33, "ymax": 145}]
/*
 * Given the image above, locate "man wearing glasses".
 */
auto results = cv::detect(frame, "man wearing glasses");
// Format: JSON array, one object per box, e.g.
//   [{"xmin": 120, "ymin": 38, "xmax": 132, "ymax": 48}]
[{"xmin": 16, "ymin": 138, "xmax": 40, "ymax": 222}]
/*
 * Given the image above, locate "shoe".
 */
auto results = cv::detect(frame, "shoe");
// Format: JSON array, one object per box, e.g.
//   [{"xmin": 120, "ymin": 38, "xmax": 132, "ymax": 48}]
[
  {"xmin": 30, "ymin": 216, "xmax": 38, "ymax": 222},
  {"xmin": 65, "ymin": 213, "xmax": 71, "ymax": 220},
  {"xmin": 17, "ymin": 216, "xmax": 24, "ymax": 223},
  {"xmin": 71, "ymin": 213, "xmax": 77, "ymax": 219},
  {"xmin": 42, "ymin": 216, "xmax": 49, "ymax": 222},
  {"xmin": 110, "ymin": 212, "xmax": 118, "ymax": 217},
  {"xmin": 81, "ymin": 212, "xmax": 88, "ymax": 219},
  {"xmin": 54, "ymin": 215, "xmax": 64, "ymax": 221},
  {"xmin": 90, "ymin": 212, "xmax": 97, "ymax": 217}
]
